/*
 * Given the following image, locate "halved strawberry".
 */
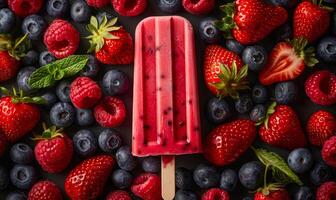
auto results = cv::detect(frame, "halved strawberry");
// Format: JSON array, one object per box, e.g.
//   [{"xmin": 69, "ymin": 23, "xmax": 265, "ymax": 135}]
[{"xmin": 259, "ymin": 38, "xmax": 318, "ymax": 85}]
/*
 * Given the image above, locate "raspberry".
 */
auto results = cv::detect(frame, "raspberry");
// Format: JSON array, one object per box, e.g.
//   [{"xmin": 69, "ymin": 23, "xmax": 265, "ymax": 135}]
[
  {"xmin": 131, "ymin": 173, "xmax": 161, "ymax": 200},
  {"xmin": 8, "ymin": 0, "xmax": 43, "ymax": 17},
  {"xmin": 316, "ymin": 182, "xmax": 336, "ymax": 200},
  {"xmin": 106, "ymin": 190, "xmax": 131, "ymax": 200},
  {"xmin": 70, "ymin": 77, "xmax": 102, "ymax": 109},
  {"xmin": 322, "ymin": 136, "xmax": 336, "ymax": 168},
  {"xmin": 28, "ymin": 181, "xmax": 63, "ymax": 200},
  {"xmin": 86, "ymin": 0, "xmax": 110, "ymax": 8},
  {"xmin": 182, "ymin": 0, "xmax": 215, "ymax": 15},
  {"xmin": 201, "ymin": 188, "xmax": 230, "ymax": 200},
  {"xmin": 111, "ymin": 0, "xmax": 147, "ymax": 16},
  {"xmin": 44, "ymin": 20, "xmax": 80, "ymax": 59}
]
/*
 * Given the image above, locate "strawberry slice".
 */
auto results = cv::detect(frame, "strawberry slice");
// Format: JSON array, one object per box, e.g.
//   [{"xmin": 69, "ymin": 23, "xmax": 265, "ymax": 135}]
[{"xmin": 259, "ymin": 38, "xmax": 318, "ymax": 85}]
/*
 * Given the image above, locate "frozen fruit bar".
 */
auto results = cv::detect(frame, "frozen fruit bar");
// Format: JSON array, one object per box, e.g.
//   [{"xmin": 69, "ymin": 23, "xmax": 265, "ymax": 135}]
[{"xmin": 132, "ymin": 16, "xmax": 202, "ymax": 157}]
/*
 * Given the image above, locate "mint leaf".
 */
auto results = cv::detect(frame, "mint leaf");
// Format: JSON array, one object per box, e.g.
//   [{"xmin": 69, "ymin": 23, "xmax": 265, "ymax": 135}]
[
  {"xmin": 61, "ymin": 55, "xmax": 89, "ymax": 77},
  {"xmin": 29, "ymin": 66, "xmax": 56, "ymax": 89},
  {"xmin": 253, "ymin": 148, "xmax": 303, "ymax": 186}
]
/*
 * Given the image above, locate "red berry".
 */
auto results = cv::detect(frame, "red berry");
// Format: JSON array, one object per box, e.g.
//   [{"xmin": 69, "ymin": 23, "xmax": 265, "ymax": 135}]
[
  {"xmin": 0, "ymin": 51, "xmax": 21, "ymax": 83},
  {"xmin": 305, "ymin": 70, "xmax": 336, "ymax": 106},
  {"xmin": 322, "ymin": 136, "xmax": 336, "ymax": 168},
  {"xmin": 182, "ymin": 0, "xmax": 215, "ymax": 15},
  {"xmin": 44, "ymin": 20, "xmax": 80, "ymax": 59},
  {"xmin": 316, "ymin": 182, "xmax": 336, "ymax": 200},
  {"xmin": 254, "ymin": 188, "xmax": 290, "ymax": 200},
  {"xmin": 28, "ymin": 181, "xmax": 63, "ymax": 200},
  {"xmin": 111, "ymin": 0, "xmax": 147, "ymax": 16},
  {"xmin": 70, "ymin": 77, "xmax": 102, "ymax": 109},
  {"xmin": 0, "ymin": 133, "xmax": 7, "ymax": 157},
  {"xmin": 94, "ymin": 96, "xmax": 127, "ymax": 128},
  {"xmin": 86, "ymin": 0, "xmax": 110, "ymax": 7},
  {"xmin": 131, "ymin": 173, "xmax": 161, "ymax": 200},
  {"xmin": 307, "ymin": 110, "xmax": 336, "ymax": 147},
  {"xmin": 106, "ymin": 190, "xmax": 131, "ymax": 200},
  {"xmin": 8, "ymin": 0, "xmax": 43, "ymax": 17},
  {"xmin": 201, "ymin": 188, "xmax": 230, "ymax": 200}
]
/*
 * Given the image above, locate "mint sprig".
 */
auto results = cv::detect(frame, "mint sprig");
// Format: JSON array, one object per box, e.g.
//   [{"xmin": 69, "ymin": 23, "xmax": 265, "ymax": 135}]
[{"xmin": 28, "ymin": 55, "xmax": 89, "ymax": 89}]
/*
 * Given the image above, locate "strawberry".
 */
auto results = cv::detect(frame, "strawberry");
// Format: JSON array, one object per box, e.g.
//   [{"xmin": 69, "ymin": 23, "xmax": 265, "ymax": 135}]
[
  {"xmin": 112, "ymin": 0, "xmax": 147, "ymax": 17},
  {"xmin": 0, "ymin": 34, "xmax": 30, "ymax": 82},
  {"xmin": 316, "ymin": 182, "xmax": 336, "ymax": 200},
  {"xmin": 8, "ymin": 0, "xmax": 43, "ymax": 17},
  {"xmin": 65, "ymin": 155, "xmax": 114, "ymax": 200},
  {"xmin": 217, "ymin": 0, "xmax": 288, "ymax": 45},
  {"xmin": 203, "ymin": 119, "xmax": 256, "ymax": 166},
  {"xmin": 0, "ymin": 133, "xmax": 7, "ymax": 157},
  {"xmin": 306, "ymin": 110, "xmax": 336, "ymax": 146},
  {"xmin": 201, "ymin": 188, "xmax": 230, "ymax": 200},
  {"xmin": 0, "ymin": 88, "xmax": 42, "ymax": 142},
  {"xmin": 254, "ymin": 186, "xmax": 290, "ymax": 200},
  {"xmin": 86, "ymin": 16, "xmax": 134, "ymax": 65},
  {"xmin": 182, "ymin": 0, "xmax": 215, "ymax": 15},
  {"xmin": 34, "ymin": 125, "xmax": 73, "ymax": 173},
  {"xmin": 44, "ymin": 20, "xmax": 80, "ymax": 59},
  {"xmin": 94, "ymin": 96, "xmax": 126, "ymax": 128},
  {"xmin": 293, "ymin": 1, "xmax": 331, "ymax": 43},
  {"xmin": 259, "ymin": 38, "xmax": 318, "ymax": 85},
  {"xmin": 203, "ymin": 45, "xmax": 248, "ymax": 98},
  {"xmin": 258, "ymin": 103, "xmax": 307, "ymax": 150},
  {"xmin": 86, "ymin": 0, "xmax": 109, "ymax": 8},
  {"xmin": 106, "ymin": 190, "xmax": 131, "ymax": 200},
  {"xmin": 305, "ymin": 70, "xmax": 336, "ymax": 106},
  {"xmin": 131, "ymin": 173, "xmax": 161, "ymax": 200},
  {"xmin": 28, "ymin": 180, "xmax": 63, "ymax": 200},
  {"xmin": 70, "ymin": 77, "xmax": 102, "ymax": 109},
  {"xmin": 322, "ymin": 136, "xmax": 336, "ymax": 168}
]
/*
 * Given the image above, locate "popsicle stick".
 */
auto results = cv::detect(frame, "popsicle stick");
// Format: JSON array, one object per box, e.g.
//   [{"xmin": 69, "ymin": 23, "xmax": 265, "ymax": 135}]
[{"xmin": 161, "ymin": 156, "xmax": 175, "ymax": 200}]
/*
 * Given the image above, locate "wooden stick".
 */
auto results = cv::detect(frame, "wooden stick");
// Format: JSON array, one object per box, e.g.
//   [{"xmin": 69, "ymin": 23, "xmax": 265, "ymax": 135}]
[{"xmin": 161, "ymin": 156, "xmax": 175, "ymax": 200}]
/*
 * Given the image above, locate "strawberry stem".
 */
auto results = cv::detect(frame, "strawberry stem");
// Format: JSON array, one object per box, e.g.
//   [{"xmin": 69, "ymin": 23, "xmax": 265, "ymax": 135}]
[{"xmin": 0, "ymin": 87, "xmax": 46, "ymax": 105}]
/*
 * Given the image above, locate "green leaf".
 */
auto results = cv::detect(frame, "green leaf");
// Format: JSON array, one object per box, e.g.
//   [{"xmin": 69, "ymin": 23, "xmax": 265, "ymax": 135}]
[
  {"xmin": 253, "ymin": 148, "xmax": 303, "ymax": 186},
  {"xmin": 28, "ymin": 66, "xmax": 56, "ymax": 89},
  {"xmin": 61, "ymin": 55, "xmax": 89, "ymax": 77}
]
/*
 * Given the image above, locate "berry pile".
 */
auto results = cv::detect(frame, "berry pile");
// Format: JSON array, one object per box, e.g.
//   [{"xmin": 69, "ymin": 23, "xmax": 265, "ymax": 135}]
[{"xmin": 0, "ymin": 0, "xmax": 335, "ymax": 199}]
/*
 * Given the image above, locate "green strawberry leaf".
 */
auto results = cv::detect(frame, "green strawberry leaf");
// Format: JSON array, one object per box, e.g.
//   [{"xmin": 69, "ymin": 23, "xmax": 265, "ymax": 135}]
[{"xmin": 253, "ymin": 148, "xmax": 303, "ymax": 186}]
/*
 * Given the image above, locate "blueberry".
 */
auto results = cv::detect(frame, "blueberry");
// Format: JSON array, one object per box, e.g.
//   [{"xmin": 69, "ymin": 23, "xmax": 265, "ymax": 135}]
[
  {"xmin": 239, "ymin": 161, "xmax": 264, "ymax": 190},
  {"xmin": 199, "ymin": 18, "xmax": 220, "ymax": 44},
  {"xmin": 250, "ymin": 104, "xmax": 266, "ymax": 122},
  {"xmin": 80, "ymin": 55, "xmax": 99, "ymax": 77},
  {"xmin": 10, "ymin": 143, "xmax": 34, "ymax": 164},
  {"xmin": 76, "ymin": 109, "xmax": 94, "ymax": 126},
  {"xmin": 98, "ymin": 129, "xmax": 122, "ymax": 153},
  {"xmin": 310, "ymin": 162, "xmax": 333, "ymax": 186},
  {"xmin": 274, "ymin": 23, "xmax": 292, "ymax": 42},
  {"xmin": 225, "ymin": 39, "xmax": 245, "ymax": 55},
  {"xmin": 193, "ymin": 164, "xmax": 219, "ymax": 189},
  {"xmin": 317, "ymin": 37, "xmax": 336, "ymax": 63},
  {"xmin": 158, "ymin": 0, "xmax": 182, "ymax": 13},
  {"xmin": 116, "ymin": 146, "xmax": 137, "ymax": 171},
  {"xmin": 220, "ymin": 169, "xmax": 238, "ymax": 192},
  {"xmin": 56, "ymin": 80, "xmax": 71, "ymax": 102},
  {"xmin": 242, "ymin": 45, "xmax": 267, "ymax": 71},
  {"xmin": 0, "ymin": 165, "xmax": 9, "ymax": 190},
  {"xmin": 142, "ymin": 157, "xmax": 160, "ymax": 173},
  {"xmin": 111, "ymin": 169, "xmax": 133, "ymax": 189},
  {"xmin": 50, "ymin": 102, "xmax": 75, "ymax": 127},
  {"xmin": 46, "ymin": 0, "xmax": 70, "ymax": 18},
  {"xmin": 73, "ymin": 129, "xmax": 97, "ymax": 157},
  {"xmin": 71, "ymin": 0, "xmax": 91, "ymax": 23},
  {"xmin": 102, "ymin": 69, "xmax": 130, "ymax": 96},
  {"xmin": 269, "ymin": 0, "xmax": 295, "ymax": 7},
  {"xmin": 39, "ymin": 51, "xmax": 56, "ymax": 66},
  {"xmin": 96, "ymin": 11, "xmax": 116, "ymax": 24},
  {"xmin": 0, "ymin": 8, "xmax": 15, "ymax": 33},
  {"xmin": 176, "ymin": 167, "xmax": 194, "ymax": 190},
  {"xmin": 287, "ymin": 148, "xmax": 314, "ymax": 174},
  {"xmin": 251, "ymin": 84, "xmax": 268, "ymax": 104},
  {"xmin": 275, "ymin": 81, "xmax": 298, "ymax": 104},
  {"xmin": 207, "ymin": 97, "xmax": 231, "ymax": 124},
  {"xmin": 17, "ymin": 67, "xmax": 36, "ymax": 93},
  {"xmin": 22, "ymin": 50, "xmax": 39, "ymax": 66},
  {"xmin": 235, "ymin": 94, "xmax": 253, "ymax": 114},
  {"xmin": 22, "ymin": 15, "xmax": 46, "ymax": 40},
  {"xmin": 6, "ymin": 191, "xmax": 27, "ymax": 200},
  {"xmin": 10, "ymin": 164, "xmax": 37, "ymax": 190},
  {"xmin": 175, "ymin": 189, "xmax": 198, "ymax": 200},
  {"xmin": 294, "ymin": 186, "xmax": 314, "ymax": 200},
  {"xmin": 41, "ymin": 92, "xmax": 58, "ymax": 108}
]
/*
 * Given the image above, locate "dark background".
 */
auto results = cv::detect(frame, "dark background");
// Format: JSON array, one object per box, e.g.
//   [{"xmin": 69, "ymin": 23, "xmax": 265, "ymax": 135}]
[{"xmin": 1, "ymin": 0, "xmax": 336, "ymax": 199}]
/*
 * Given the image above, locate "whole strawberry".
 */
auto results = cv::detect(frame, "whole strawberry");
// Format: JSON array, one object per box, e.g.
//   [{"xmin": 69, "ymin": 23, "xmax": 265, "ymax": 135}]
[
  {"xmin": 316, "ymin": 182, "xmax": 336, "ymax": 200},
  {"xmin": 203, "ymin": 45, "xmax": 248, "ymax": 98},
  {"xmin": 322, "ymin": 136, "xmax": 336, "ymax": 168},
  {"xmin": 203, "ymin": 119, "xmax": 256, "ymax": 166},
  {"xmin": 217, "ymin": 0, "xmax": 288, "ymax": 44},
  {"xmin": 8, "ymin": 0, "xmax": 43, "ymax": 17},
  {"xmin": 70, "ymin": 76, "xmax": 102, "ymax": 109},
  {"xmin": 259, "ymin": 38, "xmax": 318, "ymax": 85},
  {"xmin": 307, "ymin": 110, "xmax": 336, "ymax": 146},
  {"xmin": 0, "ymin": 133, "xmax": 7, "ymax": 157},
  {"xmin": 34, "ymin": 125, "xmax": 73, "ymax": 173},
  {"xmin": 258, "ymin": 103, "xmax": 307, "ymax": 150},
  {"xmin": 44, "ymin": 20, "xmax": 80, "ymax": 59},
  {"xmin": 65, "ymin": 155, "xmax": 114, "ymax": 200},
  {"xmin": 254, "ymin": 186, "xmax": 290, "ymax": 200},
  {"xmin": 28, "ymin": 180, "xmax": 63, "ymax": 200},
  {"xmin": 86, "ymin": 0, "xmax": 109, "ymax": 8},
  {"xmin": 293, "ymin": 1, "xmax": 331, "ymax": 43},
  {"xmin": 112, "ymin": 0, "xmax": 147, "ymax": 16},
  {"xmin": 0, "ymin": 88, "xmax": 42, "ymax": 142},
  {"xmin": 106, "ymin": 190, "xmax": 131, "ymax": 200},
  {"xmin": 305, "ymin": 70, "xmax": 336, "ymax": 106},
  {"xmin": 131, "ymin": 173, "xmax": 161, "ymax": 200},
  {"xmin": 201, "ymin": 188, "xmax": 230, "ymax": 200},
  {"xmin": 86, "ymin": 16, "xmax": 134, "ymax": 64}
]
